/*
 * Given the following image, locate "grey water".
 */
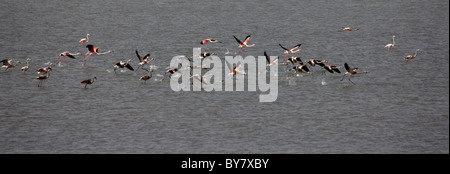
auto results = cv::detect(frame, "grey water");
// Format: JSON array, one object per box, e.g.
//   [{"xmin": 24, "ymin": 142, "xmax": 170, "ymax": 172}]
[{"xmin": 0, "ymin": 0, "xmax": 448, "ymax": 153}]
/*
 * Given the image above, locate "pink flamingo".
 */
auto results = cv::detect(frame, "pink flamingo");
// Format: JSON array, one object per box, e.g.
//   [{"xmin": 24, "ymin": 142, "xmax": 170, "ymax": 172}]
[
  {"xmin": 79, "ymin": 34, "xmax": 90, "ymax": 45},
  {"xmin": 385, "ymin": 35, "xmax": 395, "ymax": 53},
  {"xmin": 337, "ymin": 27, "xmax": 358, "ymax": 32},
  {"xmin": 200, "ymin": 38, "xmax": 221, "ymax": 50},
  {"xmin": 233, "ymin": 35, "xmax": 255, "ymax": 54},
  {"xmin": 58, "ymin": 52, "xmax": 81, "ymax": 65},
  {"xmin": 83, "ymin": 44, "xmax": 113, "ymax": 67},
  {"xmin": 279, "ymin": 43, "xmax": 301, "ymax": 58}
]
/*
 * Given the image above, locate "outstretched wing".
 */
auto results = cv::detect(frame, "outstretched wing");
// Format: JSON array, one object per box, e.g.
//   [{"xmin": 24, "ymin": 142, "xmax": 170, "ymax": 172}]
[
  {"xmin": 344, "ymin": 63, "xmax": 350, "ymax": 72},
  {"xmin": 66, "ymin": 54, "xmax": 76, "ymax": 59},
  {"xmin": 135, "ymin": 50, "xmax": 143, "ymax": 62},
  {"xmin": 243, "ymin": 35, "xmax": 251, "ymax": 44},
  {"xmin": 125, "ymin": 64, "xmax": 134, "ymax": 71},
  {"xmin": 279, "ymin": 44, "xmax": 288, "ymax": 51},
  {"xmin": 86, "ymin": 44, "xmax": 94, "ymax": 52},
  {"xmin": 233, "ymin": 35, "xmax": 243, "ymax": 45},
  {"xmin": 264, "ymin": 51, "xmax": 272, "ymax": 64},
  {"xmin": 291, "ymin": 43, "xmax": 302, "ymax": 51}
]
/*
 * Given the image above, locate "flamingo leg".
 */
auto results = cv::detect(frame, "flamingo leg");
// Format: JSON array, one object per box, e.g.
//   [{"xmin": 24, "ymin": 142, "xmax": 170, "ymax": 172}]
[
  {"xmin": 348, "ymin": 78, "xmax": 356, "ymax": 85},
  {"xmin": 236, "ymin": 48, "xmax": 243, "ymax": 55},
  {"xmin": 62, "ymin": 58, "xmax": 68, "ymax": 64},
  {"xmin": 135, "ymin": 65, "xmax": 141, "ymax": 73},
  {"xmin": 340, "ymin": 74, "xmax": 347, "ymax": 81},
  {"xmin": 83, "ymin": 54, "xmax": 90, "ymax": 67}
]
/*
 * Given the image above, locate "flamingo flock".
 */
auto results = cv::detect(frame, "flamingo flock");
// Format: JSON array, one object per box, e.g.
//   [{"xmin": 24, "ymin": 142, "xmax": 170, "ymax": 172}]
[{"xmin": 0, "ymin": 28, "xmax": 422, "ymax": 88}]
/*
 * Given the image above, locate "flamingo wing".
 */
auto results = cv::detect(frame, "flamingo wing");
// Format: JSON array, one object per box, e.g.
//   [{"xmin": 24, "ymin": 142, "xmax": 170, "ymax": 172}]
[
  {"xmin": 279, "ymin": 44, "xmax": 289, "ymax": 51},
  {"xmin": 233, "ymin": 35, "xmax": 243, "ymax": 45},
  {"xmin": 0, "ymin": 59, "xmax": 8, "ymax": 66},
  {"xmin": 333, "ymin": 67, "xmax": 341, "ymax": 73},
  {"xmin": 81, "ymin": 79, "xmax": 90, "ymax": 84},
  {"xmin": 243, "ymin": 35, "xmax": 251, "ymax": 44},
  {"xmin": 291, "ymin": 43, "xmax": 302, "ymax": 51},
  {"xmin": 125, "ymin": 64, "xmax": 134, "ymax": 71},
  {"xmin": 86, "ymin": 44, "xmax": 94, "ymax": 52},
  {"xmin": 344, "ymin": 63, "xmax": 350, "ymax": 72},
  {"xmin": 135, "ymin": 50, "xmax": 143, "ymax": 61},
  {"xmin": 264, "ymin": 51, "xmax": 272, "ymax": 64},
  {"xmin": 66, "ymin": 54, "xmax": 76, "ymax": 59},
  {"xmin": 301, "ymin": 65, "xmax": 310, "ymax": 72}
]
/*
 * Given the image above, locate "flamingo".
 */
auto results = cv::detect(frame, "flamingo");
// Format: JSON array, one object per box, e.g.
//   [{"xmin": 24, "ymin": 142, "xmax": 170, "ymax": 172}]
[
  {"xmin": 226, "ymin": 61, "xmax": 246, "ymax": 76},
  {"xmin": 293, "ymin": 64, "xmax": 310, "ymax": 73},
  {"xmin": 341, "ymin": 63, "xmax": 368, "ymax": 85},
  {"xmin": 323, "ymin": 65, "xmax": 342, "ymax": 73},
  {"xmin": 79, "ymin": 34, "xmax": 90, "ymax": 45},
  {"xmin": 20, "ymin": 58, "xmax": 31, "ymax": 72},
  {"xmin": 37, "ymin": 66, "xmax": 52, "ymax": 74},
  {"xmin": 139, "ymin": 70, "xmax": 153, "ymax": 84},
  {"xmin": 233, "ymin": 35, "xmax": 255, "ymax": 54},
  {"xmin": 279, "ymin": 43, "xmax": 301, "ymax": 58},
  {"xmin": 404, "ymin": 49, "xmax": 421, "ymax": 62},
  {"xmin": 264, "ymin": 51, "xmax": 278, "ymax": 66},
  {"xmin": 135, "ymin": 50, "xmax": 154, "ymax": 72},
  {"xmin": 114, "ymin": 59, "xmax": 134, "ymax": 73},
  {"xmin": 58, "ymin": 52, "xmax": 81, "ymax": 65},
  {"xmin": 200, "ymin": 38, "xmax": 221, "ymax": 50},
  {"xmin": 35, "ymin": 68, "xmax": 51, "ymax": 87},
  {"xmin": 83, "ymin": 44, "xmax": 113, "ymax": 67},
  {"xmin": 307, "ymin": 59, "xmax": 327, "ymax": 67},
  {"xmin": 337, "ymin": 27, "xmax": 358, "ymax": 32},
  {"xmin": 81, "ymin": 76, "xmax": 97, "ymax": 88},
  {"xmin": 1, "ymin": 58, "xmax": 21, "ymax": 71},
  {"xmin": 385, "ymin": 35, "xmax": 395, "ymax": 53},
  {"xmin": 287, "ymin": 56, "xmax": 304, "ymax": 65},
  {"xmin": 162, "ymin": 68, "xmax": 179, "ymax": 81},
  {"xmin": 200, "ymin": 52, "xmax": 216, "ymax": 59}
]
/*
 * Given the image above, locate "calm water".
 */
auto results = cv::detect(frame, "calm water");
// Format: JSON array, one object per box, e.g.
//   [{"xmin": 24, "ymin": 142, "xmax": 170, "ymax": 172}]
[{"xmin": 0, "ymin": 0, "xmax": 448, "ymax": 153}]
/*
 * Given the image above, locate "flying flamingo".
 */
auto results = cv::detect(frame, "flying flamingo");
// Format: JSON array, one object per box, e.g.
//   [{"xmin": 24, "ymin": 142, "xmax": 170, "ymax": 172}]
[
  {"xmin": 162, "ymin": 68, "xmax": 178, "ymax": 81},
  {"xmin": 1, "ymin": 58, "xmax": 20, "ymax": 71},
  {"xmin": 287, "ymin": 56, "xmax": 304, "ymax": 65},
  {"xmin": 81, "ymin": 76, "xmax": 97, "ymax": 88},
  {"xmin": 323, "ymin": 65, "xmax": 342, "ymax": 73},
  {"xmin": 83, "ymin": 44, "xmax": 113, "ymax": 67},
  {"xmin": 233, "ymin": 35, "xmax": 255, "ymax": 54},
  {"xmin": 20, "ymin": 58, "xmax": 31, "ymax": 72},
  {"xmin": 279, "ymin": 43, "xmax": 301, "ymax": 58},
  {"xmin": 79, "ymin": 34, "xmax": 90, "ymax": 45},
  {"xmin": 341, "ymin": 63, "xmax": 368, "ymax": 85},
  {"xmin": 385, "ymin": 35, "xmax": 395, "ymax": 53},
  {"xmin": 404, "ymin": 49, "xmax": 421, "ymax": 62},
  {"xmin": 200, "ymin": 52, "xmax": 216, "ymax": 59},
  {"xmin": 306, "ymin": 59, "xmax": 327, "ymax": 67},
  {"xmin": 293, "ymin": 64, "xmax": 310, "ymax": 73},
  {"xmin": 58, "ymin": 52, "xmax": 81, "ymax": 65},
  {"xmin": 226, "ymin": 61, "xmax": 246, "ymax": 76},
  {"xmin": 135, "ymin": 50, "xmax": 155, "ymax": 72},
  {"xmin": 200, "ymin": 38, "xmax": 221, "ymax": 50},
  {"xmin": 114, "ymin": 59, "xmax": 134, "ymax": 73},
  {"xmin": 337, "ymin": 27, "xmax": 358, "ymax": 32},
  {"xmin": 264, "ymin": 51, "xmax": 278, "ymax": 67}
]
